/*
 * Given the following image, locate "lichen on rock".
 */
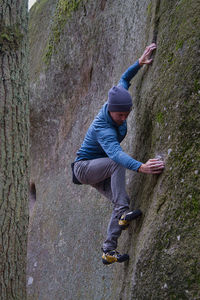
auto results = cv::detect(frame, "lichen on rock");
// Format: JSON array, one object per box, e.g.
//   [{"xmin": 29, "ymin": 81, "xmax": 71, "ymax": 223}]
[{"xmin": 43, "ymin": 0, "xmax": 87, "ymax": 64}]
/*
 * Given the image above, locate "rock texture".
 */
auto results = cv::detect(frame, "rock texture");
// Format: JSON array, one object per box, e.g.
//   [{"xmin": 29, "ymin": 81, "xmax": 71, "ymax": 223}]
[{"xmin": 27, "ymin": 0, "xmax": 200, "ymax": 299}]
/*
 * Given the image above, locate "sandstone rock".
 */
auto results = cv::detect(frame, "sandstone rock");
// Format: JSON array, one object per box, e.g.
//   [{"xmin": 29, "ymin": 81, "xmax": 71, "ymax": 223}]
[{"xmin": 27, "ymin": 0, "xmax": 200, "ymax": 299}]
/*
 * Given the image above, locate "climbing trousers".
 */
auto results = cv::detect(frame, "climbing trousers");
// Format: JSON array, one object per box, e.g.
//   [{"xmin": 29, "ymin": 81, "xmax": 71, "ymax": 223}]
[{"xmin": 73, "ymin": 158, "xmax": 130, "ymax": 251}]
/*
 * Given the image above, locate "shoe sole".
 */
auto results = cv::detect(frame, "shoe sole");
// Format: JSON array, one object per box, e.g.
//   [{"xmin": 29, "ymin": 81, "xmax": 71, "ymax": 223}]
[
  {"xmin": 102, "ymin": 259, "xmax": 113, "ymax": 265},
  {"xmin": 124, "ymin": 209, "xmax": 142, "ymax": 221},
  {"xmin": 102, "ymin": 254, "xmax": 129, "ymax": 265}
]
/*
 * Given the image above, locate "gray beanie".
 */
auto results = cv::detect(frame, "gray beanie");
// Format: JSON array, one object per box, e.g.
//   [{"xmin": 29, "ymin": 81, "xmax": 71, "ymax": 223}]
[{"xmin": 108, "ymin": 86, "xmax": 133, "ymax": 112}]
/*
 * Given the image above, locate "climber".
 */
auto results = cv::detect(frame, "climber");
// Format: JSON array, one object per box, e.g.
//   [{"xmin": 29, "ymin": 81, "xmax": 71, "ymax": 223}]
[{"xmin": 71, "ymin": 43, "xmax": 165, "ymax": 265}]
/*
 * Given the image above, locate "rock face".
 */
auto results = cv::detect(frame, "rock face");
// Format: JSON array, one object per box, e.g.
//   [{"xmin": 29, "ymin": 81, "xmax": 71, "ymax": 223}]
[{"xmin": 27, "ymin": 0, "xmax": 200, "ymax": 299}]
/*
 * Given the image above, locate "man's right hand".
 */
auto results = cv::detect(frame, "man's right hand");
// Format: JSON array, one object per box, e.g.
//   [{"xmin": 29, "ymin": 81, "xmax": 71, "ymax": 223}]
[
  {"xmin": 139, "ymin": 43, "xmax": 157, "ymax": 66},
  {"xmin": 138, "ymin": 158, "xmax": 165, "ymax": 174}
]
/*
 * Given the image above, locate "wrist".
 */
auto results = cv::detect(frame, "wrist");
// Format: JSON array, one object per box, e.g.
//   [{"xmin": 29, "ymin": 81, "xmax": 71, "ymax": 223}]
[
  {"xmin": 139, "ymin": 58, "xmax": 144, "ymax": 66},
  {"xmin": 138, "ymin": 164, "xmax": 144, "ymax": 172}
]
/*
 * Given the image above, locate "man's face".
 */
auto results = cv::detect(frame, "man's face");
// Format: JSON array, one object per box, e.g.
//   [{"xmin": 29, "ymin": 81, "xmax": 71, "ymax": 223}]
[{"xmin": 109, "ymin": 111, "xmax": 130, "ymax": 126}]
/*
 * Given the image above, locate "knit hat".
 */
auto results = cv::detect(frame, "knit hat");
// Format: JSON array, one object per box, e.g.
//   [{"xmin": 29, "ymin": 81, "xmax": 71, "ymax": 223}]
[{"xmin": 107, "ymin": 86, "xmax": 133, "ymax": 112}]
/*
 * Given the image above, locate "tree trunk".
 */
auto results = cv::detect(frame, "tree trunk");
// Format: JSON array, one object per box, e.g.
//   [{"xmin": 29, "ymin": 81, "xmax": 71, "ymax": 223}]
[{"xmin": 0, "ymin": 0, "xmax": 29, "ymax": 299}]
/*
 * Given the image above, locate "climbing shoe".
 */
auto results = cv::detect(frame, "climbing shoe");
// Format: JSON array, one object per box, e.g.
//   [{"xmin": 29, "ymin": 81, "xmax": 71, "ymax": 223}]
[
  {"xmin": 119, "ymin": 209, "xmax": 142, "ymax": 230},
  {"xmin": 102, "ymin": 250, "xmax": 129, "ymax": 265}
]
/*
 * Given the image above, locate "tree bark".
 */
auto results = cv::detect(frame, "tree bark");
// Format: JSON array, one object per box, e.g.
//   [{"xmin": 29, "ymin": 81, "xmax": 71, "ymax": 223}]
[{"xmin": 0, "ymin": 0, "xmax": 29, "ymax": 299}]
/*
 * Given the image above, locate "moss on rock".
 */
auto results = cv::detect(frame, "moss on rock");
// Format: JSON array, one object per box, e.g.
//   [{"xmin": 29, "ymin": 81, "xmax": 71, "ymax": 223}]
[{"xmin": 43, "ymin": 0, "xmax": 87, "ymax": 64}]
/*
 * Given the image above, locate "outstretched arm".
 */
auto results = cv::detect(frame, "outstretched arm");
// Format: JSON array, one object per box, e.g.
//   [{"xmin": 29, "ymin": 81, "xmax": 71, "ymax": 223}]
[{"xmin": 118, "ymin": 43, "xmax": 157, "ymax": 90}]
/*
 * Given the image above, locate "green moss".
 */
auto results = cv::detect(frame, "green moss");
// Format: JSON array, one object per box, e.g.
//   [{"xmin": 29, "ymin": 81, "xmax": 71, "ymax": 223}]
[
  {"xmin": 194, "ymin": 79, "xmax": 200, "ymax": 93},
  {"xmin": 169, "ymin": 292, "xmax": 188, "ymax": 300},
  {"xmin": 156, "ymin": 112, "xmax": 164, "ymax": 124},
  {"xmin": 147, "ymin": 2, "xmax": 152, "ymax": 16},
  {"xmin": 183, "ymin": 194, "xmax": 200, "ymax": 217},
  {"xmin": 0, "ymin": 24, "xmax": 23, "ymax": 52},
  {"xmin": 175, "ymin": 40, "xmax": 184, "ymax": 50},
  {"xmin": 167, "ymin": 52, "xmax": 175, "ymax": 64},
  {"xmin": 186, "ymin": 262, "xmax": 200, "ymax": 290},
  {"xmin": 156, "ymin": 228, "xmax": 172, "ymax": 251},
  {"xmin": 43, "ymin": 0, "xmax": 87, "ymax": 64}
]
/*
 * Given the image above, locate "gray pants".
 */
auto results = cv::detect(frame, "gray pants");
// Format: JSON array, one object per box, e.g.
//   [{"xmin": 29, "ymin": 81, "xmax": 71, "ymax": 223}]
[{"xmin": 74, "ymin": 158, "xmax": 130, "ymax": 251}]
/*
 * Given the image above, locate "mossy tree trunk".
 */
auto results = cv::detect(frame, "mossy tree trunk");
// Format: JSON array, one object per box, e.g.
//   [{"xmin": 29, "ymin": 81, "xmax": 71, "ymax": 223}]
[{"xmin": 0, "ymin": 0, "xmax": 29, "ymax": 299}]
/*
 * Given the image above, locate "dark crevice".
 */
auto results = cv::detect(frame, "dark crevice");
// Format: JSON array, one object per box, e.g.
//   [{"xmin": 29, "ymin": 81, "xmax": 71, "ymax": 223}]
[
  {"xmin": 29, "ymin": 182, "xmax": 36, "ymax": 215},
  {"xmin": 100, "ymin": 0, "xmax": 107, "ymax": 11},
  {"xmin": 152, "ymin": 0, "xmax": 161, "ymax": 44}
]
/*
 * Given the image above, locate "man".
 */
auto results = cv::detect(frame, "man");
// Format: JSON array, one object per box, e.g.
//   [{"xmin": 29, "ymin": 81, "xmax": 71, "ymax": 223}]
[{"xmin": 72, "ymin": 43, "xmax": 165, "ymax": 265}]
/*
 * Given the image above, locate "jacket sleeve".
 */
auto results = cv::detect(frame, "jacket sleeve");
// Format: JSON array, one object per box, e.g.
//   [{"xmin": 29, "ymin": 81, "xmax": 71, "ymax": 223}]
[
  {"xmin": 118, "ymin": 60, "xmax": 141, "ymax": 90},
  {"xmin": 96, "ymin": 128, "xmax": 142, "ymax": 171}
]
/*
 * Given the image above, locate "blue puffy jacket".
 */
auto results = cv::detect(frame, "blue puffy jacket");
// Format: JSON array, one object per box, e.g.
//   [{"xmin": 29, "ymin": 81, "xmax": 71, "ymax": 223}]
[{"xmin": 75, "ymin": 60, "xmax": 142, "ymax": 171}]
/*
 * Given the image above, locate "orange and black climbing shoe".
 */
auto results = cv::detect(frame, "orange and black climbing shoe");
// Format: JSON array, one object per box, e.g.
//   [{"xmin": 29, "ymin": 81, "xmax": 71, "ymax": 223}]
[
  {"xmin": 118, "ymin": 209, "xmax": 142, "ymax": 230},
  {"xmin": 102, "ymin": 250, "xmax": 129, "ymax": 265}
]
